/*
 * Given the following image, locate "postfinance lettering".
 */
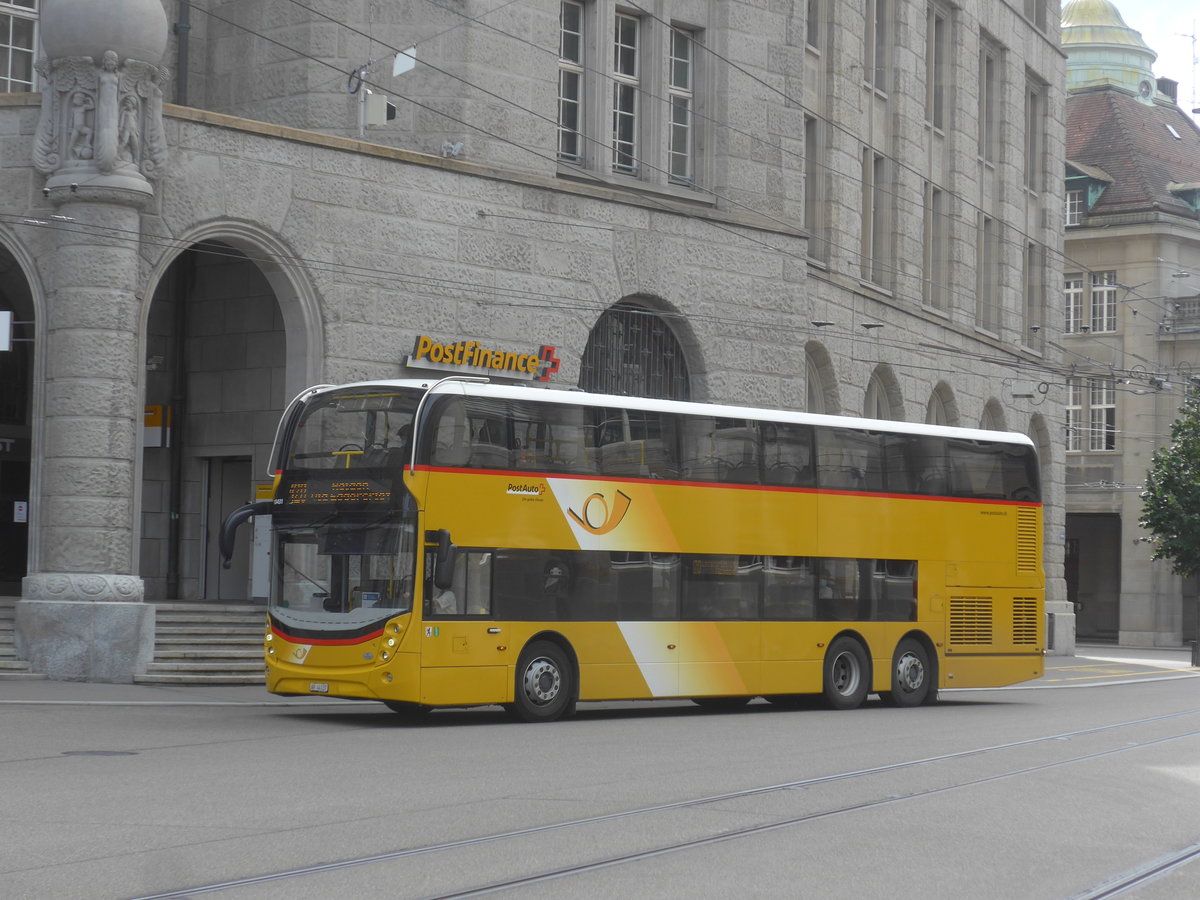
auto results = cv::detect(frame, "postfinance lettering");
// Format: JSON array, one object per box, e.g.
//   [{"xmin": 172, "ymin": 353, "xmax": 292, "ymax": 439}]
[{"xmin": 413, "ymin": 336, "xmax": 541, "ymax": 375}]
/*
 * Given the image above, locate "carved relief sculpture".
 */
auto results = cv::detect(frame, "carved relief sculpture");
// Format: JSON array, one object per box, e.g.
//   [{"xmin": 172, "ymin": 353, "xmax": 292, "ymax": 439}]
[{"xmin": 34, "ymin": 50, "xmax": 169, "ymax": 194}]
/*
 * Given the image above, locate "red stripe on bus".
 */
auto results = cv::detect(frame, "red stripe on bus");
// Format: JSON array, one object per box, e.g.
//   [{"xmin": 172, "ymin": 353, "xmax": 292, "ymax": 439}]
[{"xmin": 413, "ymin": 465, "xmax": 1041, "ymax": 506}]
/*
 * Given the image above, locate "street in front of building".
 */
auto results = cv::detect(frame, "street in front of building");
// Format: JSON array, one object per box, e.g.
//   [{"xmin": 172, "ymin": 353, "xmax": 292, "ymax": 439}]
[{"xmin": 2, "ymin": 646, "xmax": 1198, "ymax": 900}]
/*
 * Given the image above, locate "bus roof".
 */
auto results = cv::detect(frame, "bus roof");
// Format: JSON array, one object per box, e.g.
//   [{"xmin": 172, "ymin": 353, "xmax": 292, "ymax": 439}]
[{"xmin": 306, "ymin": 377, "xmax": 1036, "ymax": 448}]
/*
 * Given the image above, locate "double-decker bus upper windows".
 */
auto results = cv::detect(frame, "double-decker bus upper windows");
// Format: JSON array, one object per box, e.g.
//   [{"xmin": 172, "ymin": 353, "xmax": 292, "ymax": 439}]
[
  {"xmin": 512, "ymin": 400, "xmax": 597, "ymax": 474},
  {"xmin": 713, "ymin": 419, "xmax": 761, "ymax": 484},
  {"xmin": 947, "ymin": 438, "xmax": 1009, "ymax": 499},
  {"xmin": 1003, "ymin": 443, "xmax": 1041, "ymax": 501},
  {"xmin": 288, "ymin": 390, "xmax": 418, "ymax": 470},
  {"xmin": 597, "ymin": 408, "xmax": 679, "ymax": 478},
  {"xmin": 819, "ymin": 428, "xmax": 884, "ymax": 491},
  {"xmin": 763, "ymin": 422, "xmax": 815, "ymax": 486}
]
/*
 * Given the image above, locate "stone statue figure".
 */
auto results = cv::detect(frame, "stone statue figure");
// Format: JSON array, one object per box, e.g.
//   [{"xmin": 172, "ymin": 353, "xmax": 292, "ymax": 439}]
[{"xmin": 34, "ymin": 50, "xmax": 168, "ymax": 194}]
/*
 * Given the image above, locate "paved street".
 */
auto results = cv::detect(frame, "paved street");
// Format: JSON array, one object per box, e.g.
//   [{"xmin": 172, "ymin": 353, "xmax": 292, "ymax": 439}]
[{"xmin": 2, "ymin": 645, "xmax": 1198, "ymax": 900}]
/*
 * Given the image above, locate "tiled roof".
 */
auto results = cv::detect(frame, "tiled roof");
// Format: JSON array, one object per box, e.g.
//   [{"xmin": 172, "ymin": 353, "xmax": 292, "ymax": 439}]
[{"xmin": 1065, "ymin": 88, "xmax": 1200, "ymax": 219}]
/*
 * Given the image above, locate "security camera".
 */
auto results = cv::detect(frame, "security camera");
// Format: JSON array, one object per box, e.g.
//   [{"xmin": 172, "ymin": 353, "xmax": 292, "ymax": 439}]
[{"xmin": 1030, "ymin": 325, "xmax": 1040, "ymax": 333}]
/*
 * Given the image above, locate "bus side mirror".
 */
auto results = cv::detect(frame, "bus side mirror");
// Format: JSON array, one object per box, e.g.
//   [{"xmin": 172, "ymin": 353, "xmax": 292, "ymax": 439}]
[
  {"xmin": 220, "ymin": 500, "xmax": 275, "ymax": 569},
  {"xmin": 433, "ymin": 528, "xmax": 457, "ymax": 590}
]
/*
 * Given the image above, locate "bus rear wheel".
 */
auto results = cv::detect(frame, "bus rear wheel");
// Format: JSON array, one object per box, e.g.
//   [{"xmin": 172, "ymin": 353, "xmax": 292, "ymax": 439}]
[
  {"xmin": 822, "ymin": 637, "xmax": 870, "ymax": 710},
  {"xmin": 511, "ymin": 640, "xmax": 574, "ymax": 723},
  {"xmin": 880, "ymin": 638, "xmax": 932, "ymax": 707}
]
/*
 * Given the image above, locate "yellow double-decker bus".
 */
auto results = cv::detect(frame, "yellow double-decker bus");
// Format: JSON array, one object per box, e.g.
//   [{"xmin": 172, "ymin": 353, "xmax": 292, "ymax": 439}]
[{"xmin": 222, "ymin": 378, "xmax": 1044, "ymax": 721}]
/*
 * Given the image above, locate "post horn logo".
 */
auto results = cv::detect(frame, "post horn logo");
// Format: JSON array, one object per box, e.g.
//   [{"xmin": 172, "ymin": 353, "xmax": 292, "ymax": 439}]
[{"xmin": 567, "ymin": 490, "xmax": 632, "ymax": 535}]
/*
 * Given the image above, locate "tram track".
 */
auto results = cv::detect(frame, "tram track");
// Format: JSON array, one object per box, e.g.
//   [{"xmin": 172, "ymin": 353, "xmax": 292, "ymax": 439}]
[{"xmin": 126, "ymin": 706, "xmax": 1200, "ymax": 900}]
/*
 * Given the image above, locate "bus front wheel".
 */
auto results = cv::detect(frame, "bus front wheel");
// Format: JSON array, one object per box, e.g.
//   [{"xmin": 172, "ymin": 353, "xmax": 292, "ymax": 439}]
[
  {"xmin": 880, "ymin": 638, "xmax": 932, "ymax": 707},
  {"xmin": 822, "ymin": 637, "xmax": 870, "ymax": 710},
  {"xmin": 511, "ymin": 640, "xmax": 574, "ymax": 723}
]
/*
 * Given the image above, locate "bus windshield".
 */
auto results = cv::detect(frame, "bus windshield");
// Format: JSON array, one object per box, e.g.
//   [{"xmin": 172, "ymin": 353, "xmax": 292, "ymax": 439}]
[
  {"xmin": 274, "ymin": 514, "xmax": 418, "ymax": 625},
  {"xmin": 270, "ymin": 385, "xmax": 427, "ymax": 632}
]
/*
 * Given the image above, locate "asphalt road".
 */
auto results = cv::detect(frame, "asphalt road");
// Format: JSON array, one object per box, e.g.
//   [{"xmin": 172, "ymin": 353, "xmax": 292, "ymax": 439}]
[{"xmin": 2, "ymin": 645, "xmax": 1198, "ymax": 900}]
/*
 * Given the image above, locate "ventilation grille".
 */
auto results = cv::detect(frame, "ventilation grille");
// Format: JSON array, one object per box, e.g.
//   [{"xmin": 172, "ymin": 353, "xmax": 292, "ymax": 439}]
[
  {"xmin": 949, "ymin": 597, "xmax": 993, "ymax": 645},
  {"xmin": 1016, "ymin": 507, "xmax": 1039, "ymax": 573},
  {"xmin": 1012, "ymin": 597, "xmax": 1040, "ymax": 645}
]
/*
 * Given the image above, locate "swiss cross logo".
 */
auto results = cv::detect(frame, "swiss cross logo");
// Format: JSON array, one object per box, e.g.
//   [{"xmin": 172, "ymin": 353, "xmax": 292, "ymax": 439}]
[{"xmin": 536, "ymin": 345, "xmax": 561, "ymax": 382}]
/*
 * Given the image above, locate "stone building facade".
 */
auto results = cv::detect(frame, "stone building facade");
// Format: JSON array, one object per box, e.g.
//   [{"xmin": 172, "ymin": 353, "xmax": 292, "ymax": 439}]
[
  {"xmin": 0, "ymin": 0, "xmax": 1070, "ymax": 680},
  {"xmin": 1061, "ymin": 0, "xmax": 1200, "ymax": 647}
]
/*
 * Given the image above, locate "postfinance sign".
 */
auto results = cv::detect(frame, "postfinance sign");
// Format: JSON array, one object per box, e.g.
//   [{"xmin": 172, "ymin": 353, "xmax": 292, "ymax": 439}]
[{"xmin": 408, "ymin": 335, "xmax": 560, "ymax": 382}]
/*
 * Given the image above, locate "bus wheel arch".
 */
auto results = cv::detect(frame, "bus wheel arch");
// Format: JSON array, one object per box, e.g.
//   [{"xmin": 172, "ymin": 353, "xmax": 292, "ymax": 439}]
[
  {"xmin": 821, "ymin": 632, "xmax": 872, "ymax": 710},
  {"xmin": 509, "ymin": 633, "xmax": 578, "ymax": 723},
  {"xmin": 880, "ymin": 632, "xmax": 937, "ymax": 707}
]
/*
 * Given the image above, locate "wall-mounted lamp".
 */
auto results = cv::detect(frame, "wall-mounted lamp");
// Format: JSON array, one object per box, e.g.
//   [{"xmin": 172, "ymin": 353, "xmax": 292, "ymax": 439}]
[
  {"xmin": 860, "ymin": 322, "xmax": 884, "ymax": 330},
  {"xmin": 1029, "ymin": 325, "xmax": 1040, "ymax": 333},
  {"xmin": 811, "ymin": 321, "xmax": 834, "ymax": 328}
]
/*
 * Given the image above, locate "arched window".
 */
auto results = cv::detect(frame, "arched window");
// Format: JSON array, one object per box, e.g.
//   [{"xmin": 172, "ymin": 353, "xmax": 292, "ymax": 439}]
[
  {"xmin": 579, "ymin": 303, "xmax": 690, "ymax": 399},
  {"xmin": 926, "ymin": 382, "xmax": 958, "ymax": 426},
  {"xmin": 806, "ymin": 356, "xmax": 825, "ymax": 414}
]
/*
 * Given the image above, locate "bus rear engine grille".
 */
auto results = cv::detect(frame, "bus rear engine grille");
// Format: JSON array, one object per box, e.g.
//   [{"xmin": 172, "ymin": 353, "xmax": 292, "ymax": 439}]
[
  {"xmin": 1015, "ymin": 507, "xmax": 1038, "ymax": 573},
  {"xmin": 949, "ymin": 597, "xmax": 993, "ymax": 645},
  {"xmin": 1012, "ymin": 597, "xmax": 1040, "ymax": 645}
]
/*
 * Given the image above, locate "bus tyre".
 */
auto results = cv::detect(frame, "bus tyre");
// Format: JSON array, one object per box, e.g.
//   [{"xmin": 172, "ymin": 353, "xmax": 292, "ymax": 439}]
[
  {"xmin": 512, "ymin": 640, "xmax": 574, "ymax": 723},
  {"xmin": 880, "ymin": 638, "xmax": 931, "ymax": 707},
  {"xmin": 822, "ymin": 637, "xmax": 870, "ymax": 710}
]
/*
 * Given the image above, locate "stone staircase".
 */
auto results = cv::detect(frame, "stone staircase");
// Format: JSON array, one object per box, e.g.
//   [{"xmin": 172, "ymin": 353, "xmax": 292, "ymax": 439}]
[
  {"xmin": 0, "ymin": 597, "xmax": 46, "ymax": 680},
  {"xmin": 134, "ymin": 603, "xmax": 267, "ymax": 685}
]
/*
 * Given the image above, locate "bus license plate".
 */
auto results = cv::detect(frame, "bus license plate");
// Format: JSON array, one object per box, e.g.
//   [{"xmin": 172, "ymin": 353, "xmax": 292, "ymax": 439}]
[{"xmin": 309, "ymin": 683, "xmax": 329, "ymax": 693}]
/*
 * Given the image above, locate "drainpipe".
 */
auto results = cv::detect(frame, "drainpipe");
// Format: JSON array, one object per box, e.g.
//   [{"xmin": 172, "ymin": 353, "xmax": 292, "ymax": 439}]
[{"xmin": 165, "ymin": 252, "xmax": 191, "ymax": 599}]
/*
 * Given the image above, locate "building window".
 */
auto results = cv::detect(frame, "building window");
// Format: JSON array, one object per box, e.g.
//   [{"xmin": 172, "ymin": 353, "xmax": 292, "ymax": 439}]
[
  {"xmin": 976, "ymin": 215, "xmax": 999, "ymax": 332},
  {"xmin": 864, "ymin": 0, "xmax": 889, "ymax": 93},
  {"xmin": 1024, "ymin": 0, "xmax": 1047, "ymax": 32},
  {"xmin": 1090, "ymin": 271, "xmax": 1117, "ymax": 333},
  {"xmin": 612, "ymin": 12, "xmax": 640, "ymax": 175},
  {"xmin": 1, "ymin": 0, "xmax": 36, "ymax": 93},
  {"xmin": 806, "ymin": 0, "xmax": 821, "ymax": 51},
  {"xmin": 1024, "ymin": 75, "xmax": 1046, "ymax": 192},
  {"xmin": 1089, "ymin": 379, "xmax": 1116, "ymax": 451},
  {"xmin": 1065, "ymin": 381, "xmax": 1082, "ymax": 451},
  {"xmin": 579, "ymin": 302, "xmax": 690, "ymax": 400},
  {"xmin": 1065, "ymin": 276, "xmax": 1083, "ymax": 334},
  {"xmin": 1024, "ymin": 242, "xmax": 1043, "ymax": 338},
  {"xmin": 979, "ymin": 36, "xmax": 1001, "ymax": 164},
  {"xmin": 922, "ymin": 183, "xmax": 946, "ymax": 309},
  {"xmin": 1066, "ymin": 378, "xmax": 1116, "ymax": 452},
  {"xmin": 926, "ymin": 4, "xmax": 948, "ymax": 130},
  {"xmin": 1065, "ymin": 189, "xmax": 1084, "ymax": 226},
  {"xmin": 804, "ymin": 115, "xmax": 827, "ymax": 261},
  {"xmin": 558, "ymin": 1, "xmax": 585, "ymax": 163},
  {"xmin": 861, "ymin": 148, "xmax": 890, "ymax": 286},
  {"xmin": 667, "ymin": 28, "xmax": 694, "ymax": 183}
]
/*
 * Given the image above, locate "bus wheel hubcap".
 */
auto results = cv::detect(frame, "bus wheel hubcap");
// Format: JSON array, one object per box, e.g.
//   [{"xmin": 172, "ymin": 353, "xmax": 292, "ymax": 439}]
[
  {"xmin": 832, "ymin": 653, "xmax": 859, "ymax": 695},
  {"xmin": 524, "ymin": 658, "xmax": 560, "ymax": 704},
  {"xmin": 896, "ymin": 653, "xmax": 924, "ymax": 692}
]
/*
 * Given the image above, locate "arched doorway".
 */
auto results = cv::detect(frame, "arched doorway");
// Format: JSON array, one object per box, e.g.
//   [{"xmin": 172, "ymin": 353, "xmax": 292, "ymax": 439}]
[
  {"xmin": 140, "ymin": 241, "xmax": 292, "ymax": 602},
  {"xmin": 0, "ymin": 245, "xmax": 34, "ymax": 595},
  {"xmin": 578, "ymin": 301, "xmax": 691, "ymax": 400}
]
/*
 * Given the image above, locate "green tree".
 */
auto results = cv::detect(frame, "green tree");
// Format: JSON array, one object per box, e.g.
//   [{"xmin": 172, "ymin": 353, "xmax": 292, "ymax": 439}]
[{"xmin": 1139, "ymin": 389, "xmax": 1200, "ymax": 577}]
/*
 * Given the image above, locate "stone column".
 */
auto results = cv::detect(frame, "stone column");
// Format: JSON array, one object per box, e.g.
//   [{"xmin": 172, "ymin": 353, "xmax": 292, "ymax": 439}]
[{"xmin": 15, "ymin": 0, "xmax": 168, "ymax": 681}]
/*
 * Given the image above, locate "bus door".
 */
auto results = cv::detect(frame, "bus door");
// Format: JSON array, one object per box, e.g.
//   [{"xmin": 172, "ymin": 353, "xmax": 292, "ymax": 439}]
[{"xmin": 418, "ymin": 549, "xmax": 511, "ymax": 705}]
